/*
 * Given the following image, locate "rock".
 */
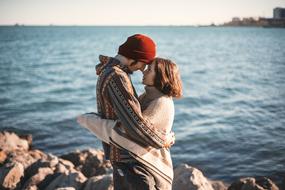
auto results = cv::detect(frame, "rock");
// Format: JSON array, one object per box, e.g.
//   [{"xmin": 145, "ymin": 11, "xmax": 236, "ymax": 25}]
[
  {"xmin": 0, "ymin": 131, "xmax": 30, "ymax": 152},
  {"xmin": 228, "ymin": 177, "xmax": 279, "ymax": 190},
  {"xmin": 60, "ymin": 150, "xmax": 88, "ymax": 167},
  {"xmin": 6, "ymin": 150, "xmax": 40, "ymax": 170},
  {"xmin": 29, "ymin": 149, "xmax": 47, "ymax": 161},
  {"xmin": 54, "ymin": 161, "xmax": 77, "ymax": 175},
  {"xmin": 61, "ymin": 149, "xmax": 112, "ymax": 177},
  {"xmin": 81, "ymin": 149, "xmax": 112, "ymax": 177},
  {"xmin": 22, "ymin": 167, "xmax": 54, "ymax": 189},
  {"xmin": 24, "ymin": 159, "xmax": 53, "ymax": 180},
  {"xmin": 55, "ymin": 163, "xmax": 70, "ymax": 174},
  {"xmin": 210, "ymin": 180, "xmax": 228, "ymax": 190},
  {"xmin": 24, "ymin": 185, "xmax": 38, "ymax": 190},
  {"xmin": 83, "ymin": 174, "xmax": 113, "ymax": 190},
  {"xmin": 37, "ymin": 172, "xmax": 62, "ymax": 189},
  {"xmin": 0, "ymin": 162, "xmax": 24, "ymax": 189},
  {"xmin": 256, "ymin": 177, "xmax": 279, "ymax": 190},
  {"xmin": 173, "ymin": 164, "xmax": 214, "ymax": 190},
  {"xmin": 19, "ymin": 134, "xmax": 33, "ymax": 147},
  {"xmin": 44, "ymin": 172, "xmax": 87, "ymax": 190},
  {"xmin": 268, "ymin": 172, "xmax": 285, "ymax": 190},
  {"xmin": 5, "ymin": 130, "xmax": 282, "ymax": 190},
  {"xmin": 58, "ymin": 158, "xmax": 75, "ymax": 170},
  {"xmin": 0, "ymin": 150, "xmax": 7, "ymax": 165}
]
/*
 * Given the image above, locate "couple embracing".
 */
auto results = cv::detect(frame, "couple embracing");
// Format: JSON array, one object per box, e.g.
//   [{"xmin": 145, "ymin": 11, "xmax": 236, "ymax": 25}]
[{"xmin": 77, "ymin": 34, "xmax": 182, "ymax": 190}]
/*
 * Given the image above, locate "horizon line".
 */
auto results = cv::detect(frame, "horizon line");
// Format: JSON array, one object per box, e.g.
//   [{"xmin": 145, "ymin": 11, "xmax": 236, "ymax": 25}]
[{"xmin": 0, "ymin": 16, "xmax": 275, "ymax": 27}]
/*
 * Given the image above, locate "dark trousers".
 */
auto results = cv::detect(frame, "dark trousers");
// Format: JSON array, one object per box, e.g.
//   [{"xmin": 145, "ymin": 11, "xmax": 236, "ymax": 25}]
[{"xmin": 112, "ymin": 161, "xmax": 157, "ymax": 190}]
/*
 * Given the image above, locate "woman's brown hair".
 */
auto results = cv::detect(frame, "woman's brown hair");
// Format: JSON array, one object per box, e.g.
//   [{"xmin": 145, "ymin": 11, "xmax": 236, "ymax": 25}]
[{"xmin": 154, "ymin": 58, "xmax": 183, "ymax": 98}]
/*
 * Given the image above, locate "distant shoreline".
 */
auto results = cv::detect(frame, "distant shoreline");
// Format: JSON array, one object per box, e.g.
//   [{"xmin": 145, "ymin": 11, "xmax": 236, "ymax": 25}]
[{"xmin": 0, "ymin": 25, "xmax": 285, "ymax": 28}]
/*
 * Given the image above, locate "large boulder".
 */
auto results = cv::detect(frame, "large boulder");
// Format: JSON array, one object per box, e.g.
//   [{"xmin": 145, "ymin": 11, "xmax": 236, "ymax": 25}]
[
  {"xmin": 173, "ymin": 164, "xmax": 215, "ymax": 190},
  {"xmin": 228, "ymin": 177, "xmax": 279, "ymax": 190}
]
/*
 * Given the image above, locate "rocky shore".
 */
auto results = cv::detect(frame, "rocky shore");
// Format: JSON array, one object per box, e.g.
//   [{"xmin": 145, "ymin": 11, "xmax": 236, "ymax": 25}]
[{"xmin": 0, "ymin": 131, "xmax": 284, "ymax": 190}]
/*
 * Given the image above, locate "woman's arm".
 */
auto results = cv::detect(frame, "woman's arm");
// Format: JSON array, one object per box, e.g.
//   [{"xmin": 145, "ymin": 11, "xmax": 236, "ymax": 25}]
[
  {"xmin": 77, "ymin": 111, "xmax": 175, "ymax": 148},
  {"xmin": 77, "ymin": 113, "xmax": 116, "ymax": 144}
]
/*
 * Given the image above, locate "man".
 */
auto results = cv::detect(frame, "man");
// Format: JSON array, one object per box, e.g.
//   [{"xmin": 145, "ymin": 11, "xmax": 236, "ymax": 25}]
[{"xmin": 95, "ymin": 34, "xmax": 170, "ymax": 189}]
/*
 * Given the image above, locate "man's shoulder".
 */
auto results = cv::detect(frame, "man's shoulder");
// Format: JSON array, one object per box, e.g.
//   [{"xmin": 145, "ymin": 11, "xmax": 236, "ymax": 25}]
[{"xmin": 101, "ymin": 65, "xmax": 129, "ymax": 81}]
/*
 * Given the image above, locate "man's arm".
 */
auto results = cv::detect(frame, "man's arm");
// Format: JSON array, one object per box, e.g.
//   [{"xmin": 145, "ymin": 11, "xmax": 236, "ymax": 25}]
[{"xmin": 106, "ymin": 72, "xmax": 166, "ymax": 148}]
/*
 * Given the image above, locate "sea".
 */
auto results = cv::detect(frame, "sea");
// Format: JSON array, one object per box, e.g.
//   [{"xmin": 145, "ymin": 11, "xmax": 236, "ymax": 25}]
[{"xmin": 0, "ymin": 26, "xmax": 285, "ymax": 182}]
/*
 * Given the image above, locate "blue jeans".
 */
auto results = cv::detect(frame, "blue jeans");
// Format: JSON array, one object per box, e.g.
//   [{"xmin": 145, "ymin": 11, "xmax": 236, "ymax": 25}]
[{"xmin": 113, "ymin": 161, "xmax": 156, "ymax": 190}]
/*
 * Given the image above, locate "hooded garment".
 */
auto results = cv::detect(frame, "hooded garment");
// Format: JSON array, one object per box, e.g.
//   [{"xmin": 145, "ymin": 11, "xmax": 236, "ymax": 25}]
[{"xmin": 83, "ymin": 55, "xmax": 175, "ymax": 189}]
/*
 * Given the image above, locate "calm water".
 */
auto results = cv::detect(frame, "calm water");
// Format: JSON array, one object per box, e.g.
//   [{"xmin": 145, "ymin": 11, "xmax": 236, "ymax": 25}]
[{"xmin": 0, "ymin": 26, "xmax": 285, "ymax": 182}]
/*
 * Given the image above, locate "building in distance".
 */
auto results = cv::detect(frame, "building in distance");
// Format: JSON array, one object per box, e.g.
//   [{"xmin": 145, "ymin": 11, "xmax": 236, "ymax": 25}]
[{"xmin": 223, "ymin": 7, "xmax": 285, "ymax": 27}]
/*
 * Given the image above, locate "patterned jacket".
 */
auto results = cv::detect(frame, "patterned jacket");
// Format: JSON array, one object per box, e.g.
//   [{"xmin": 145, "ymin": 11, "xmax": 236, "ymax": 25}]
[{"xmin": 96, "ymin": 55, "xmax": 169, "ymax": 160}]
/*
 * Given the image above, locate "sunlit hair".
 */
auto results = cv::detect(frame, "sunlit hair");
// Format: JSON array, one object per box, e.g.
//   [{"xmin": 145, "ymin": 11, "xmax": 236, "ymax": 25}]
[{"xmin": 154, "ymin": 58, "xmax": 183, "ymax": 98}]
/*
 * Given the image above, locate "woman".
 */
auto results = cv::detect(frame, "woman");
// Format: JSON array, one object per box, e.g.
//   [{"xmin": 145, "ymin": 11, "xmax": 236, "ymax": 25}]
[{"xmin": 77, "ymin": 57, "xmax": 182, "ymax": 189}]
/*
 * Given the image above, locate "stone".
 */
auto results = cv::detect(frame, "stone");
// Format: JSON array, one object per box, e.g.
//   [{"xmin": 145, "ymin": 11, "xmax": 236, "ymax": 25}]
[
  {"xmin": 58, "ymin": 158, "xmax": 75, "ymax": 171},
  {"xmin": 83, "ymin": 174, "xmax": 113, "ymax": 190},
  {"xmin": 37, "ymin": 172, "xmax": 62, "ymax": 189},
  {"xmin": 24, "ymin": 159, "xmax": 52, "ymax": 180},
  {"xmin": 0, "ymin": 150, "xmax": 7, "ymax": 165},
  {"xmin": 42, "ymin": 154, "xmax": 60, "ymax": 169},
  {"xmin": 81, "ymin": 149, "xmax": 112, "ymax": 177},
  {"xmin": 44, "ymin": 172, "xmax": 87, "ymax": 190},
  {"xmin": 173, "ymin": 164, "xmax": 214, "ymax": 190},
  {"xmin": 60, "ymin": 150, "xmax": 88, "ymax": 167},
  {"xmin": 255, "ymin": 177, "xmax": 279, "ymax": 190},
  {"xmin": 210, "ymin": 180, "xmax": 228, "ymax": 190},
  {"xmin": 24, "ymin": 185, "xmax": 38, "ymax": 190},
  {"xmin": 0, "ymin": 131, "xmax": 29, "ymax": 152},
  {"xmin": 0, "ymin": 162, "xmax": 24, "ymax": 189},
  {"xmin": 22, "ymin": 167, "xmax": 54, "ymax": 189},
  {"xmin": 60, "ymin": 149, "xmax": 112, "ymax": 177},
  {"xmin": 228, "ymin": 177, "xmax": 279, "ymax": 190},
  {"xmin": 55, "ymin": 163, "xmax": 69, "ymax": 174},
  {"xmin": 268, "ymin": 172, "xmax": 285, "ymax": 190},
  {"xmin": 19, "ymin": 134, "xmax": 33, "ymax": 148},
  {"xmin": 6, "ymin": 150, "xmax": 39, "ymax": 170},
  {"xmin": 29, "ymin": 149, "xmax": 47, "ymax": 160}
]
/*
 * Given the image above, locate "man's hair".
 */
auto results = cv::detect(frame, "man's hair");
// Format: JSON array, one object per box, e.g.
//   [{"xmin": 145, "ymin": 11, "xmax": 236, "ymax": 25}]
[
  {"xmin": 130, "ymin": 60, "xmax": 139, "ymax": 66},
  {"xmin": 154, "ymin": 58, "xmax": 183, "ymax": 98}
]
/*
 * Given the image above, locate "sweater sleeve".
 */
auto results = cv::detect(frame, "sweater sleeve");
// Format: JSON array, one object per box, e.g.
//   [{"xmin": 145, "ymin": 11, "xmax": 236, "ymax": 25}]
[
  {"xmin": 77, "ymin": 113, "xmax": 116, "ymax": 144},
  {"xmin": 106, "ymin": 73, "xmax": 166, "ymax": 148}
]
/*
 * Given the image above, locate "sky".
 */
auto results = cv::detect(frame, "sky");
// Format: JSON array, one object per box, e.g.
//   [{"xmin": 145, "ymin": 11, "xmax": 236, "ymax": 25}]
[{"xmin": 0, "ymin": 0, "xmax": 285, "ymax": 26}]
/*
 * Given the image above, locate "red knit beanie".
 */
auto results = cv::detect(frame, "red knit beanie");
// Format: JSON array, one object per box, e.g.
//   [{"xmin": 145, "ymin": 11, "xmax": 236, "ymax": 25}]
[{"xmin": 118, "ymin": 34, "xmax": 156, "ymax": 64}]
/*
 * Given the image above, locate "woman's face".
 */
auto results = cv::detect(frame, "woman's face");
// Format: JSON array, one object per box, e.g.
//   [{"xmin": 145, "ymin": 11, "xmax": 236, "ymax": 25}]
[{"xmin": 142, "ymin": 62, "xmax": 156, "ymax": 86}]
